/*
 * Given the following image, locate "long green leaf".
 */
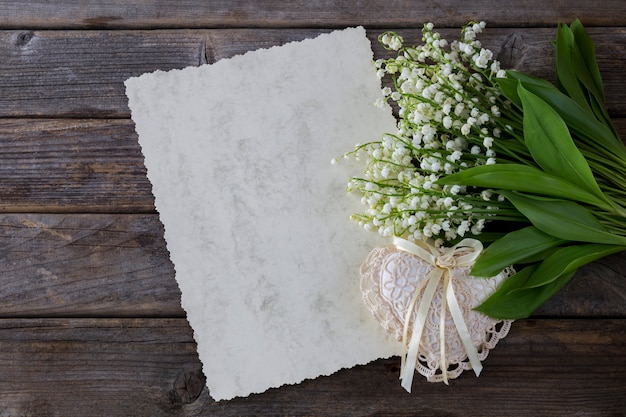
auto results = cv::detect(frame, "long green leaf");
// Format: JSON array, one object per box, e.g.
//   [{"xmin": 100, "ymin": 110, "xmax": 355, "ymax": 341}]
[
  {"xmin": 470, "ymin": 226, "xmax": 566, "ymax": 277},
  {"xmin": 569, "ymin": 20, "xmax": 607, "ymax": 113},
  {"xmin": 475, "ymin": 266, "xmax": 576, "ymax": 319},
  {"xmin": 477, "ymin": 242, "xmax": 626, "ymax": 318},
  {"xmin": 499, "ymin": 72, "xmax": 626, "ymax": 157},
  {"xmin": 496, "ymin": 75, "xmax": 551, "ymax": 108},
  {"xmin": 556, "ymin": 22, "xmax": 590, "ymax": 111},
  {"xmin": 517, "ymin": 84, "xmax": 605, "ymax": 201},
  {"xmin": 437, "ymin": 164, "xmax": 610, "ymax": 208},
  {"xmin": 515, "ymin": 246, "xmax": 561, "ymax": 264},
  {"xmin": 570, "ymin": 19, "xmax": 604, "ymax": 103},
  {"xmin": 522, "ymin": 243, "xmax": 626, "ymax": 289},
  {"xmin": 570, "ymin": 41, "xmax": 604, "ymax": 114},
  {"xmin": 481, "ymin": 264, "xmax": 536, "ymax": 297},
  {"xmin": 567, "ymin": 20, "xmax": 616, "ymax": 134},
  {"xmin": 495, "ymin": 77, "xmax": 521, "ymax": 107},
  {"xmin": 500, "ymin": 191, "xmax": 626, "ymax": 245},
  {"xmin": 588, "ymin": 93, "xmax": 611, "ymax": 128}
]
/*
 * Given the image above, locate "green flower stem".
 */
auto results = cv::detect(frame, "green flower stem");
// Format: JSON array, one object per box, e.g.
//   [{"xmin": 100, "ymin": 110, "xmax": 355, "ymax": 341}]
[
  {"xmin": 594, "ymin": 208, "xmax": 626, "ymax": 226},
  {"xmin": 586, "ymin": 153, "xmax": 626, "ymax": 180}
]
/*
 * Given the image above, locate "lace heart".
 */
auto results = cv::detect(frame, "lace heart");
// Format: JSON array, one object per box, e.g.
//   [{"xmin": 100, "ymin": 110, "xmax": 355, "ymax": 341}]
[{"xmin": 360, "ymin": 244, "xmax": 513, "ymax": 385}]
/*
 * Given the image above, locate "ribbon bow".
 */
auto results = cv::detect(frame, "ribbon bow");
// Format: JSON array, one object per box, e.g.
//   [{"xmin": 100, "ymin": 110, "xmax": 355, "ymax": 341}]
[{"xmin": 393, "ymin": 236, "xmax": 483, "ymax": 392}]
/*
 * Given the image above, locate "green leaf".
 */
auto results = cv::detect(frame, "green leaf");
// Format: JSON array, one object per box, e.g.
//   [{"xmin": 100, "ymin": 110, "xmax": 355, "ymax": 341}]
[
  {"xmin": 517, "ymin": 84, "xmax": 605, "ymax": 201},
  {"xmin": 556, "ymin": 22, "xmax": 590, "ymax": 111},
  {"xmin": 569, "ymin": 19, "xmax": 604, "ymax": 103},
  {"xmin": 496, "ymin": 77, "xmax": 523, "ymax": 107},
  {"xmin": 563, "ymin": 20, "xmax": 616, "ymax": 135},
  {"xmin": 475, "ymin": 266, "xmax": 576, "ymax": 319},
  {"xmin": 500, "ymin": 191, "xmax": 626, "ymax": 246},
  {"xmin": 437, "ymin": 163, "xmax": 610, "ymax": 208},
  {"xmin": 522, "ymin": 243, "xmax": 626, "ymax": 289},
  {"xmin": 470, "ymin": 226, "xmax": 566, "ymax": 277},
  {"xmin": 496, "ymin": 74, "xmax": 553, "ymax": 108},
  {"xmin": 499, "ymin": 72, "xmax": 626, "ymax": 158},
  {"xmin": 482, "ymin": 263, "xmax": 537, "ymax": 296},
  {"xmin": 588, "ymin": 93, "xmax": 611, "ymax": 128},
  {"xmin": 569, "ymin": 19, "xmax": 607, "ymax": 116},
  {"xmin": 476, "ymin": 242, "xmax": 626, "ymax": 319},
  {"xmin": 516, "ymin": 246, "xmax": 561, "ymax": 264}
]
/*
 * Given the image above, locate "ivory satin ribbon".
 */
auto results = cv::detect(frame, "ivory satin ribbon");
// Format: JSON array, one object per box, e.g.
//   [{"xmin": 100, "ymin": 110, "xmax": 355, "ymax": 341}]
[{"xmin": 393, "ymin": 236, "xmax": 484, "ymax": 392}]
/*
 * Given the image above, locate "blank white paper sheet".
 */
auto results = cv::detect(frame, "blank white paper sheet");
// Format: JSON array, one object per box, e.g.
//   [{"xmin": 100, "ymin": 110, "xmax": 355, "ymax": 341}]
[{"xmin": 125, "ymin": 26, "xmax": 400, "ymax": 401}]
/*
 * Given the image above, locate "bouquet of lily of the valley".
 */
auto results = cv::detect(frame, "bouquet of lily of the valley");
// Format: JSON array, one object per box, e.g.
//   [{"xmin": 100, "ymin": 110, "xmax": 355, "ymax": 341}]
[{"xmin": 339, "ymin": 20, "xmax": 625, "ymax": 390}]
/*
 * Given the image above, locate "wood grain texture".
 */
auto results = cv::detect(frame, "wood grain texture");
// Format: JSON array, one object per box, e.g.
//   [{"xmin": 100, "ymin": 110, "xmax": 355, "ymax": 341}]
[
  {"xmin": 0, "ymin": 0, "xmax": 625, "ymax": 29},
  {"xmin": 0, "ymin": 119, "xmax": 624, "ymax": 318},
  {"xmin": 0, "ymin": 318, "xmax": 622, "ymax": 416},
  {"xmin": 203, "ymin": 319, "xmax": 626, "ymax": 417},
  {"xmin": 0, "ymin": 119, "xmax": 153, "ymax": 213},
  {"xmin": 1, "ymin": 28, "xmax": 625, "ymax": 118},
  {"xmin": 0, "ymin": 213, "xmax": 183, "ymax": 318},
  {"xmin": 1, "ymin": 118, "xmax": 625, "ymax": 213},
  {"xmin": 0, "ymin": 2, "xmax": 625, "ymax": 415},
  {"xmin": 0, "ymin": 213, "xmax": 623, "ymax": 320},
  {"xmin": 0, "ymin": 30, "xmax": 206, "ymax": 118},
  {"xmin": 0, "ymin": 318, "xmax": 200, "ymax": 416}
]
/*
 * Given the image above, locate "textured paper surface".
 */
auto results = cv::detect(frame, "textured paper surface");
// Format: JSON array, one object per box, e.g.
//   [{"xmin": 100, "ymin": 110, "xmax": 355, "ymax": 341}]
[{"xmin": 125, "ymin": 27, "xmax": 400, "ymax": 401}]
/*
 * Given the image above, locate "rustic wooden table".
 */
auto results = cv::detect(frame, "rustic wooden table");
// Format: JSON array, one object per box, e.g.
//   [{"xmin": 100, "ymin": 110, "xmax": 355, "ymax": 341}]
[{"xmin": 0, "ymin": 2, "xmax": 625, "ymax": 416}]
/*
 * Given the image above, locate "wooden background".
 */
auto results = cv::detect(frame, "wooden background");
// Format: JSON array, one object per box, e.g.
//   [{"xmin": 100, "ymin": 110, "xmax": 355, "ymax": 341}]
[{"xmin": 0, "ymin": 1, "xmax": 625, "ymax": 416}]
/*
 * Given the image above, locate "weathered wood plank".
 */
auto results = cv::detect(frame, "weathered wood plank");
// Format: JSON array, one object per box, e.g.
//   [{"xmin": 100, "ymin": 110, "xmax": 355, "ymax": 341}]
[
  {"xmin": 0, "ymin": 4, "xmax": 621, "ymax": 417},
  {"xmin": 214, "ymin": 319, "xmax": 624, "ymax": 417},
  {"xmin": 0, "ymin": 30, "xmax": 206, "ymax": 118},
  {"xmin": 1, "ymin": 28, "xmax": 625, "ymax": 118},
  {"xmin": 2, "ymin": 118, "xmax": 625, "ymax": 213},
  {"xmin": 0, "ymin": 213, "xmax": 183, "ymax": 318},
  {"xmin": 0, "ymin": 0, "xmax": 625, "ymax": 29},
  {"xmin": 0, "ymin": 116, "xmax": 624, "ymax": 318},
  {"xmin": 209, "ymin": 319, "xmax": 626, "ymax": 416},
  {"xmin": 0, "ymin": 213, "xmax": 623, "ymax": 319},
  {"xmin": 0, "ymin": 318, "xmax": 200, "ymax": 416},
  {"xmin": 0, "ymin": 119, "xmax": 154, "ymax": 213},
  {"xmin": 0, "ymin": 318, "xmax": 623, "ymax": 416}
]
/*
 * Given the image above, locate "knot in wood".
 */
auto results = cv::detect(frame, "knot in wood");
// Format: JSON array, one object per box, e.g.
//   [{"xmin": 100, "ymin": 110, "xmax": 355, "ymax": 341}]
[
  {"xmin": 497, "ymin": 32, "xmax": 528, "ymax": 70},
  {"xmin": 14, "ymin": 31, "xmax": 34, "ymax": 48},
  {"xmin": 172, "ymin": 370, "xmax": 204, "ymax": 405}
]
